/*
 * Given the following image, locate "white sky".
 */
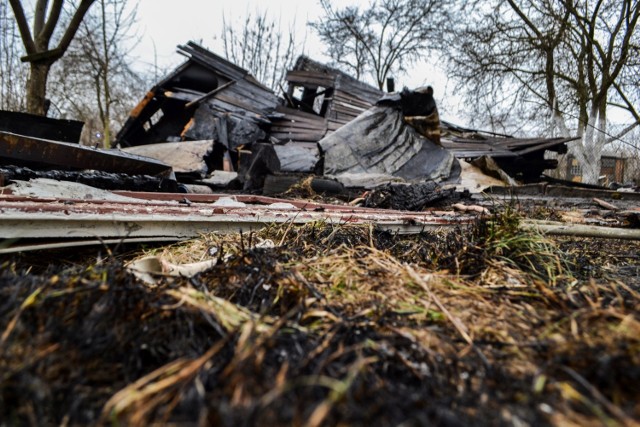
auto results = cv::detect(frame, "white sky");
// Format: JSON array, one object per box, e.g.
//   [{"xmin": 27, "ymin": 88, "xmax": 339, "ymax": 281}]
[{"xmin": 131, "ymin": 0, "xmax": 462, "ymax": 120}]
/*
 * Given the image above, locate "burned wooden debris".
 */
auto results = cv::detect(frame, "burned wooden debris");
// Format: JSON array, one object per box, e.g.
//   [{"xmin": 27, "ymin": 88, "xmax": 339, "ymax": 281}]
[
  {"xmin": 0, "ymin": 42, "xmax": 635, "ymax": 224},
  {"xmin": 440, "ymin": 121, "xmax": 578, "ymax": 183},
  {"xmin": 104, "ymin": 43, "xmax": 586, "ymax": 198},
  {"xmin": 121, "ymin": 139, "xmax": 214, "ymax": 180},
  {"xmin": 0, "ymin": 132, "xmax": 176, "ymax": 192},
  {"xmin": 364, "ymin": 181, "xmax": 459, "ymax": 211},
  {"xmin": 0, "ymin": 109, "xmax": 84, "ymax": 143},
  {"xmin": 116, "ymin": 42, "xmax": 279, "ymax": 180},
  {"xmin": 0, "ymin": 166, "xmax": 177, "ymax": 193},
  {"xmin": 0, "ymin": 131, "xmax": 172, "ymax": 177}
]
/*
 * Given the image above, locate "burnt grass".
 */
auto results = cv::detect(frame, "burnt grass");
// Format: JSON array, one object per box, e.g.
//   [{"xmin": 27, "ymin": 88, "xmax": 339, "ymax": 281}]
[{"xmin": 1, "ymin": 212, "xmax": 639, "ymax": 426}]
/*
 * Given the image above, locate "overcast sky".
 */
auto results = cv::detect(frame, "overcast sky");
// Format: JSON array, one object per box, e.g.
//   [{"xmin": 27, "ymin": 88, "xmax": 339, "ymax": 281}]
[
  {"xmin": 133, "ymin": 0, "xmax": 324, "ymax": 70},
  {"xmin": 131, "ymin": 0, "xmax": 456, "ymax": 105}
]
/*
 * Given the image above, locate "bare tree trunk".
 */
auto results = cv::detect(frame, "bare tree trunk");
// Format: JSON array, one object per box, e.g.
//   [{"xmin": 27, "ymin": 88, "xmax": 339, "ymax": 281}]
[
  {"xmin": 99, "ymin": 0, "xmax": 111, "ymax": 148},
  {"xmin": 576, "ymin": 108, "xmax": 601, "ymax": 184},
  {"xmin": 26, "ymin": 61, "xmax": 51, "ymax": 115},
  {"xmin": 9, "ymin": 0, "xmax": 96, "ymax": 115}
]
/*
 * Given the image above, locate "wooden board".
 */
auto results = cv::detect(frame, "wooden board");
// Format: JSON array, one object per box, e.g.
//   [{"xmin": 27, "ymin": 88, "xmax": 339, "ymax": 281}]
[
  {"xmin": 121, "ymin": 140, "xmax": 213, "ymax": 176},
  {"xmin": 285, "ymin": 70, "xmax": 336, "ymax": 88}
]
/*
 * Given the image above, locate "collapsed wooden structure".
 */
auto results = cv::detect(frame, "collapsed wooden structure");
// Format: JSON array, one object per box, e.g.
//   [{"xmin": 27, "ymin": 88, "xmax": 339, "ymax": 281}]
[
  {"xmin": 116, "ymin": 42, "xmax": 279, "ymax": 173},
  {"xmin": 0, "ymin": 42, "xmax": 581, "ymax": 195},
  {"xmin": 117, "ymin": 42, "xmax": 278, "ymax": 146},
  {"xmin": 269, "ymin": 56, "xmax": 384, "ymax": 143},
  {"xmin": 265, "ymin": 55, "xmax": 576, "ymax": 183}
]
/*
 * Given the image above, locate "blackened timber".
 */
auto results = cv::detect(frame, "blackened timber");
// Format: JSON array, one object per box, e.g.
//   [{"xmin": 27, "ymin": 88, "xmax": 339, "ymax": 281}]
[
  {"xmin": 332, "ymin": 91, "xmax": 377, "ymax": 108},
  {"xmin": 273, "ymin": 143, "xmax": 320, "ymax": 173},
  {"xmin": 0, "ymin": 110, "xmax": 84, "ymax": 144},
  {"xmin": 0, "ymin": 132, "xmax": 173, "ymax": 177},
  {"xmin": 0, "ymin": 166, "xmax": 178, "ymax": 192},
  {"xmin": 285, "ymin": 70, "xmax": 336, "ymax": 88},
  {"xmin": 185, "ymin": 80, "xmax": 237, "ymax": 109},
  {"xmin": 242, "ymin": 143, "xmax": 281, "ymax": 190},
  {"xmin": 262, "ymin": 174, "xmax": 345, "ymax": 196}
]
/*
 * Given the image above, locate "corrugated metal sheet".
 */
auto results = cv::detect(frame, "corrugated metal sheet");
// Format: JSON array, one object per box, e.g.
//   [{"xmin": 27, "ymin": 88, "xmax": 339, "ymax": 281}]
[{"xmin": 0, "ymin": 191, "xmax": 475, "ymax": 252}]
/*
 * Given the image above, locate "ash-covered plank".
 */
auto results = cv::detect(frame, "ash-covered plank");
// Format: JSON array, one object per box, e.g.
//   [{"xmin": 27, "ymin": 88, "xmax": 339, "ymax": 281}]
[
  {"xmin": 122, "ymin": 140, "xmax": 213, "ymax": 177},
  {"xmin": 0, "ymin": 110, "xmax": 84, "ymax": 144},
  {"xmin": 273, "ymin": 143, "xmax": 321, "ymax": 173}
]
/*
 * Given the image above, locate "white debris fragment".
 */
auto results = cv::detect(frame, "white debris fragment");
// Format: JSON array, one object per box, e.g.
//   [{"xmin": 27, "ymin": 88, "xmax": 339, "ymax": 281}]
[
  {"xmin": 212, "ymin": 197, "xmax": 246, "ymax": 208},
  {"xmin": 4, "ymin": 178, "xmax": 142, "ymax": 202},
  {"xmin": 266, "ymin": 202, "xmax": 297, "ymax": 210}
]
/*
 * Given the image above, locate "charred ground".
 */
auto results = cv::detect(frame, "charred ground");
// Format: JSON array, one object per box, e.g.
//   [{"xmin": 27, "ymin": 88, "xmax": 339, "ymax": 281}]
[{"xmin": 1, "ymin": 207, "xmax": 639, "ymax": 426}]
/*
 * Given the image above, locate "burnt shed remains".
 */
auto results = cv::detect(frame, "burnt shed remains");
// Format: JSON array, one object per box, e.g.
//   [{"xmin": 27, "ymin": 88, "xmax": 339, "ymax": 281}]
[
  {"xmin": 246, "ymin": 56, "xmax": 387, "ymax": 182},
  {"xmin": 270, "ymin": 56, "xmax": 384, "ymax": 143},
  {"xmin": 116, "ymin": 42, "xmax": 279, "ymax": 172},
  {"xmin": 108, "ymin": 42, "xmax": 577, "ymax": 191}
]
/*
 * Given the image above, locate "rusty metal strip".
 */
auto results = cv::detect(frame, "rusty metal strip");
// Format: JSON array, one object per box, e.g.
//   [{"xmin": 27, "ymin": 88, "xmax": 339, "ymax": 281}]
[
  {"xmin": 111, "ymin": 191, "xmax": 406, "ymax": 213},
  {"xmin": 0, "ymin": 198, "xmax": 474, "ymax": 243},
  {"xmin": 5, "ymin": 190, "xmax": 431, "ymax": 215}
]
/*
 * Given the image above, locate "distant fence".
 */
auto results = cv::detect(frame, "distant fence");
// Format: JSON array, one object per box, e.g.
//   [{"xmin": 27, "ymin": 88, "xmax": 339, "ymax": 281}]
[{"xmin": 545, "ymin": 141, "xmax": 640, "ymax": 187}]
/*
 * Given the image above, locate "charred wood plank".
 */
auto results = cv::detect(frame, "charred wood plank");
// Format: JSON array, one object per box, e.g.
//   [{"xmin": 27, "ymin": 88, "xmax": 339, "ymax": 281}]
[
  {"xmin": 0, "ymin": 110, "xmax": 84, "ymax": 144},
  {"xmin": 262, "ymin": 174, "xmax": 344, "ymax": 196},
  {"xmin": 364, "ymin": 182, "xmax": 456, "ymax": 211},
  {"xmin": 185, "ymin": 80, "xmax": 237, "ymax": 109},
  {"xmin": 241, "ymin": 143, "xmax": 281, "ymax": 190},
  {"xmin": 333, "ymin": 90, "xmax": 376, "ymax": 107},
  {"xmin": 121, "ymin": 140, "xmax": 213, "ymax": 178},
  {"xmin": 0, "ymin": 165, "xmax": 178, "ymax": 192},
  {"xmin": 285, "ymin": 70, "xmax": 336, "ymax": 87},
  {"xmin": 0, "ymin": 131, "xmax": 173, "ymax": 177}
]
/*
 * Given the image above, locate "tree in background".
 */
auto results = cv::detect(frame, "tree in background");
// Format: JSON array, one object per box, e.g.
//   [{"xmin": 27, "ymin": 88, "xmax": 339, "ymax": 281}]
[
  {"xmin": 311, "ymin": 0, "xmax": 443, "ymax": 90},
  {"xmin": 0, "ymin": 1, "xmax": 28, "ymax": 111},
  {"xmin": 8, "ymin": 0, "xmax": 96, "ymax": 115},
  {"xmin": 49, "ymin": 0, "xmax": 142, "ymax": 147},
  {"xmin": 443, "ymin": 0, "xmax": 640, "ymax": 184},
  {"xmin": 219, "ymin": 10, "xmax": 303, "ymax": 91}
]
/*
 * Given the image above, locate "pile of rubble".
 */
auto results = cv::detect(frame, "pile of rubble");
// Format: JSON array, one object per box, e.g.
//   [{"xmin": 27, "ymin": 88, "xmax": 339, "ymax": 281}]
[{"xmin": 1, "ymin": 41, "xmax": 638, "ymax": 253}]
